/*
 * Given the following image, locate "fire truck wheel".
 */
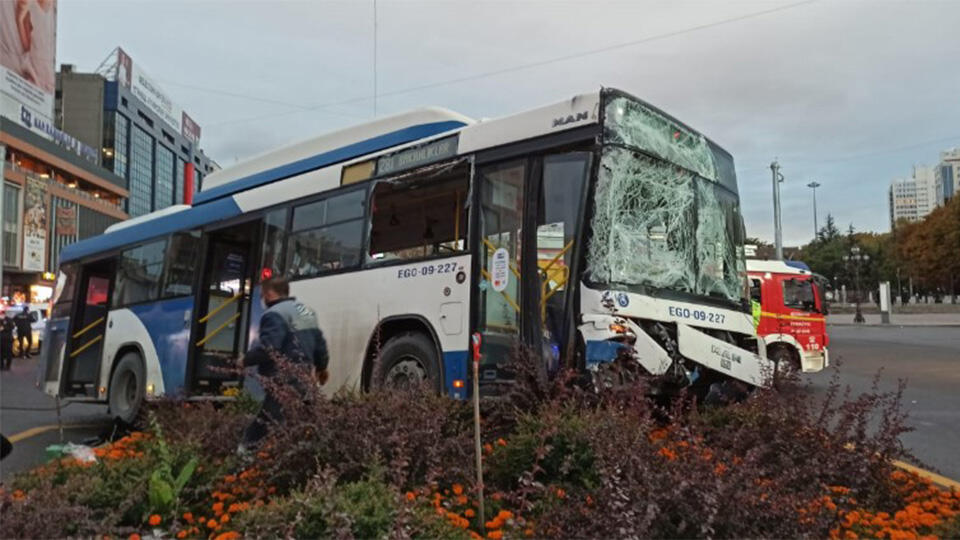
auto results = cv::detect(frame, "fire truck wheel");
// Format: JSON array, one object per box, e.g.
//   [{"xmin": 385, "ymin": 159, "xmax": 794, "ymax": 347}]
[{"xmin": 770, "ymin": 346, "xmax": 800, "ymax": 387}]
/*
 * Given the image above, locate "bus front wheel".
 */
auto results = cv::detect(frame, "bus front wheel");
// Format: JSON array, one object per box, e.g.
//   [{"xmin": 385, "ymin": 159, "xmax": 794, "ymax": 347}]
[
  {"xmin": 372, "ymin": 332, "xmax": 441, "ymax": 393},
  {"xmin": 109, "ymin": 352, "xmax": 145, "ymax": 425}
]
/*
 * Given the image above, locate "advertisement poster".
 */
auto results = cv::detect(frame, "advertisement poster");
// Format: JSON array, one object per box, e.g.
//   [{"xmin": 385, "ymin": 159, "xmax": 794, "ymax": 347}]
[
  {"xmin": 22, "ymin": 176, "xmax": 48, "ymax": 272},
  {"xmin": 55, "ymin": 204, "xmax": 77, "ymax": 236},
  {"xmin": 116, "ymin": 48, "xmax": 201, "ymax": 143},
  {"xmin": 0, "ymin": 0, "xmax": 57, "ymax": 124}
]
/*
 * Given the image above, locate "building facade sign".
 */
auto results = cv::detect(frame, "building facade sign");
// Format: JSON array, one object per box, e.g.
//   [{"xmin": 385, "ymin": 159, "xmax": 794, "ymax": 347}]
[
  {"xmin": 22, "ymin": 176, "xmax": 48, "ymax": 272},
  {"xmin": 18, "ymin": 104, "xmax": 99, "ymax": 163},
  {"xmin": 55, "ymin": 205, "xmax": 77, "ymax": 236},
  {"xmin": 116, "ymin": 48, "xmax": 201, "ymax": 143},
  {"xmin": 0, "ymin": 0, "xmax": 58, "ymax": 137}
]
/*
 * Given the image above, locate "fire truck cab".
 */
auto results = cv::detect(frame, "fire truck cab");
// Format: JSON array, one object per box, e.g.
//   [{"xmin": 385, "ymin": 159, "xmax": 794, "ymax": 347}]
[{"xmin": 747, "ymin": 260, "xmax": 829, "ymax": 374}]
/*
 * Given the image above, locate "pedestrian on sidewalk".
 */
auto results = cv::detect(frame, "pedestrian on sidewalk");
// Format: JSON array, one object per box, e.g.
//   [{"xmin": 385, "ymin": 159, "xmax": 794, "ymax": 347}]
[
  {"xmin": 1, "ymin": 312, "xmax": 15, "ymax": 370},
  {"xmin": 238, "ymin": 276, "xmax": 329, "ymax": 451},
  {"xmin": 14, "ymin": 306, "xmax": 32, "ymax": 358}
]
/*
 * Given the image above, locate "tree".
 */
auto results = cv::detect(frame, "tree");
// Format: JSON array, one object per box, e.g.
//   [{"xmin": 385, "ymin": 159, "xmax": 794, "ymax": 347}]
[{"xmin": 817, "ymin": 214, "xmax": 841, "ymax": 243}]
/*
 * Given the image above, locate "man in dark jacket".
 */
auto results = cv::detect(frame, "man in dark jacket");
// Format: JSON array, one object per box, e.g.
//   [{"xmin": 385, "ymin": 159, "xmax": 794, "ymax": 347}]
[
  {"xmin": 1, "ymin": 313, "xmax": 16, "ymax": 370},
  {"xmin": 240, "ymin": 276, "xmax": 329, "ymax": 448},
  {"xmin": 13, "ymin": 307, "xmax": 32, "ymax": 358}
]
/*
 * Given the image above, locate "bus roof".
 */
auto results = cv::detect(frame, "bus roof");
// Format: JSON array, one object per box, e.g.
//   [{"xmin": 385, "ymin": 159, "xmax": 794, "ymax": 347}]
[{"xmin": 59, "ymin": 87, "xmax": 731, "ymax": 265}]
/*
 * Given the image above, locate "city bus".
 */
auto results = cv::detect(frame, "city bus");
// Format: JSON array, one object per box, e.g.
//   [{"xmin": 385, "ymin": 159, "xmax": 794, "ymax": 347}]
[
  {"xmin": 747, "ymin": 259, "xmax": 829, "ymax": 375},
  {"xmin": 39, "ymin": 87, "xmax": 771, "ymax": 422}
]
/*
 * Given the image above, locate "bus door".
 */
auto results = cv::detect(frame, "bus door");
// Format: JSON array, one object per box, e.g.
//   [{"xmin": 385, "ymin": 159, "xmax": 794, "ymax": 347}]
[
  {"xmin": 190, "ymin": 222, "xmax": 258, "ymax": 392},
  {"xmin": 63, "ymin": 259, "xmax": 113, "ymax": 397},
  {"xmin": 473, "ymin": 151, "xmax": 591, "ymax": 387}
]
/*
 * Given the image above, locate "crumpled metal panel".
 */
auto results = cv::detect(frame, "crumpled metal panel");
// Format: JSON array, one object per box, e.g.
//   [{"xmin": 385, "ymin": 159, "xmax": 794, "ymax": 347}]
[
  {"xmin": 604, "ymin": 96, "xmax": 718, "ymax": 182},
  {"xmin": 586, "ymin": 147, "xmax": 697, "ymax": 294}
]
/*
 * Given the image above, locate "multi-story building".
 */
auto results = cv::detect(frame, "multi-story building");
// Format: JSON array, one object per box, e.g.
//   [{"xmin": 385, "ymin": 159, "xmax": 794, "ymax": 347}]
[
  {"xmin": 2, "ymin": 117, "xmax": 128, "ymax": 305},
  {"xmin": 937, "ymin": 147, "xmax": 960, "ymax": 202},
  {"xmin": 888, "ymin": 160, "xmax": 955, "ymax": 229},
  {"xmin": 56, "ymin": 51, "xmax": 218, "ymax": 218},
  {"xmin": 889, "ymin": 178, "xmax": 919, "ymax": 228}
]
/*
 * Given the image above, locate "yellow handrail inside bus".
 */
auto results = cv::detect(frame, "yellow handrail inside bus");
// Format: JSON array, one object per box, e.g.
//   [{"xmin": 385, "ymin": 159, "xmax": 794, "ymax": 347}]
[
  {"xmin": 540, "ymin": 240, "xmax": 574, "ymax": 275},
  {"xmin": 69, "ymin": 334, "xmax": 103, "ymax": 358},
  {"xmin": 480, "ymin": 268, "xmax": 521, "ymax": 313},
  {"xmin": 72, "ymin": 317, "xmax": 104, "ymax": 339},
  {"xmin": 196, "ymin": 312, "xmax": 241, "ymax": 347},
  {"xmin": 199, "ymin": 293, "xmax": 242, "ymax": 324}
]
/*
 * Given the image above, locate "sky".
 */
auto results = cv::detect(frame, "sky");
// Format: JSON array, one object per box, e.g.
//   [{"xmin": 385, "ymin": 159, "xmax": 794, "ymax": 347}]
[{"xmin": 55, "ymin": 0, "xmax": 960, "ymax": 247}]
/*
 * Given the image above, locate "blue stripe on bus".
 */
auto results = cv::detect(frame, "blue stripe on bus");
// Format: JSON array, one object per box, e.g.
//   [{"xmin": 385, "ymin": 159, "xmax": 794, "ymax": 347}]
[
  {"xmin": 128, "ymin": 296, "xmax": 195, "ymax": 396},
  {"xmin": 59, "ymin": 196, "xmax": 242, "ymax": 264},
  {"xmin": 443, "ymin": 350, "xmax": 468, "ymax": 400},
  {"xmin": 192, "ymin": 120, "xmax": 467, "ymax": 205}
]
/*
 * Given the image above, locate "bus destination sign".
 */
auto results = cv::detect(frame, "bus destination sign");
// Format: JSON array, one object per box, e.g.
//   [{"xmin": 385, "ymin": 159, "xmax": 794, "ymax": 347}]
[{"xmin": 376, "ymin": 135, "xmax": 459, "ymax": 176}]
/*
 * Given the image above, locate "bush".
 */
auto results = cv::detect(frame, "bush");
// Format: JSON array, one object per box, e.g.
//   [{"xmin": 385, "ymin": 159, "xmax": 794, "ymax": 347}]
[{"xmin": 3, "ymin": 350, "xmax": 956, "ymax": 540}]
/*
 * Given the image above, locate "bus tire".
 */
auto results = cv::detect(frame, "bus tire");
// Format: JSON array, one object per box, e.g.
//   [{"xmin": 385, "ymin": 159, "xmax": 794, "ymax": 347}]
[
  {"xmin": 109, "ymin": 352, "xmax": 146, "ymax": 425},
  {"xmin": 372, "ymin": 332, "xmax": 441, "ymax": 392}
]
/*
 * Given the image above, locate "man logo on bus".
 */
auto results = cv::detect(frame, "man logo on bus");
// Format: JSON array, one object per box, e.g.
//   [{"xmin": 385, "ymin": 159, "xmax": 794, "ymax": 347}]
[
  {"xmin": 552, "ymin": 111, "xmax": 589, "ymax": 128},
  {"xmin": 616, "ymin": 292, "xmax": 630, "ymax": 308}
]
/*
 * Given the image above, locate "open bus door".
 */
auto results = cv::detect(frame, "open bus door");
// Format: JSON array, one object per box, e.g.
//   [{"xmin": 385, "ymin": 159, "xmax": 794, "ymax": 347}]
[
  {"xmin": 61, "ymin": 259, "xmax": 113, "ymax": 397},
  {"xmin": 472, "ymin": 150, "xmax": 591, "ymax": 392},
  {"xmin": 188, "ymin": 221, "xmax": 259, "ymax": 394}
]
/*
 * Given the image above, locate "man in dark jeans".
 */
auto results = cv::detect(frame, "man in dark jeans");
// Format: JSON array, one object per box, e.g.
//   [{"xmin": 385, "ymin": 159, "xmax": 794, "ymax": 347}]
[
  {"xmin": 13, "ymin": 307, "xmax": 32, "ymax": 358},
  {"xmin": 1, "ymin": 313, "xmax": 16, "ymax": 370},
  {"xmin": 239, "ymin": 276, "xmax": 329, "ymax": 451}
]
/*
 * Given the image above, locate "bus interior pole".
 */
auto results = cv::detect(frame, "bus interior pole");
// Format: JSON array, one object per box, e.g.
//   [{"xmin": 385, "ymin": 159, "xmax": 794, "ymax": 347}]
[{"xmin": 771, "ymin": 161, "xmax": 784, "ymax": 260}]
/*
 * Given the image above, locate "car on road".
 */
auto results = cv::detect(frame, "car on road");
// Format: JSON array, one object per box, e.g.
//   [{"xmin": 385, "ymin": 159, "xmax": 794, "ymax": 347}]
[
  {"xmin": 1, "ymin": 303, "xmax": 48, "ymax": 354},
  {"xmin": 747, "ymin": 259, "xmax": 829, "ymax": 375}
]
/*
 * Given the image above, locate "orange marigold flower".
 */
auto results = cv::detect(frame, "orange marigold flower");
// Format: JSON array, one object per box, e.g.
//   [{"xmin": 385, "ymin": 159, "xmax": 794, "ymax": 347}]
[
  {"xmin": 483, "ymin": 443, "xmax": 494, "ymax": 454},
  {"xmin": 405, "ymin": 491, "xmax": 417, "ymax": 501},
  {"xmin": 658, "ymin": 447, "xmax": 677, "ymax": 461},
  {"xmin": 206, "ymin": 519, "xmax": 219, "ymax": 529},
  {"xmin": 128, "ymin": 534, "xmax": 141, "ymax": 540},
  {"xmin": 213, "ymin": 532, "xmax": 240, "ymax": 540},
  {"xmin": 212, "ymin": 502, "xmax": 224, "ymax": 513},
  {"xmin": 487, "ymin": 531, "xmax": 503, "ymax": 539},
  {"xmin": 649, "ymin": 428, "xmax": 668, "ymax": 442},
  {"xmin": 453, "ymin": 484, "xmax": 464, "ymax": 496},
  {"xmin": 176, "ymin": 531, "xmax": 188, "ymax": 539},
  {"xmin": 223, "ymin": 474, "xmax": 236, "ymax": 483},
  {"xmin": 497, "ymin": 509, "xmax": 513, "ymax": 520},
  {"xmin": 148, "ymin": 514, "xmax": 162, "ymax": 526},
  {"xmin": 556, "ymin": 488, "xmax": 566, "ymax": 499},
  {"xmin": 524, "ymin": 528, "xmax": 535, "ymax": 537},
  {"xmin": 465, "ymin": 508, "xmax": 476, "ymax": 518},
  {"xmin": 844, "ymin": 531, "xmax": 858, "ymax": 540},
  {"xmin": 496, "ymin": 438, "xmax": 507, "ymax": 447}
]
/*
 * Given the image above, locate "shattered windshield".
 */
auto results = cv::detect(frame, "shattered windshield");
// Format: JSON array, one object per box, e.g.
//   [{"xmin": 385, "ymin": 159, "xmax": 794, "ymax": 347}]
[{"xmin": 585, "ymin": 94, "xmax": 746, "ymax": 304}]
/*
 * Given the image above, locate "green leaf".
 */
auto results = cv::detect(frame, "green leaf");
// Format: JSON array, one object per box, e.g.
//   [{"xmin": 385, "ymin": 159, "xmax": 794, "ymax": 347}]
[
  {"xmin": 149, "ymin": 470, "xmax": 174, "ymax": 511},
  {"xmin": 173, "ymin": 457, "xmax": 198, "ymax": 494}
]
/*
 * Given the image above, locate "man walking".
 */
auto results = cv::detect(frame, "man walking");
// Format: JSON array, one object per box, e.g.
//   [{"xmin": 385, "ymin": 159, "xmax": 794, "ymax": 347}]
[
  {"xmin": 239, "ymin": 276, "xmax": 329, "ymax": 448},
  {"xmin": 13, "ymin": 306, "xmax": 32, "ymax": 358},
  {"xmin": 1, "ymin": 312, "xmax": 15, "ymax": 370}
]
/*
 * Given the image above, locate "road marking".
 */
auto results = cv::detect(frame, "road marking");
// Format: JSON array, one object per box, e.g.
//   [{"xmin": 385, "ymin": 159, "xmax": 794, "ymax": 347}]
[
  {"xmin": 893, "ymin": 459, "xmax": 960, "ymax": 490},
  {"xmin": 8, "ymin": 423, "xmax": 103, "ymax": 443}
]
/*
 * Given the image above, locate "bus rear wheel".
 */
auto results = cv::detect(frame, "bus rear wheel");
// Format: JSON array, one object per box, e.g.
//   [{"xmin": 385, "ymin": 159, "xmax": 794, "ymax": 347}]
[
  {"xmin": 109, "ymin": 352, "xmax": 145, "ymax": 425},
  {"xmin": 372, "ymin": 332, "xmax": 441, "ymax": 392}
]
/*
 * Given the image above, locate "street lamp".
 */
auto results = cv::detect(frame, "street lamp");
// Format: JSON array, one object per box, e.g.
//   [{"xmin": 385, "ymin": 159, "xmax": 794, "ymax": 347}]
[
  {"xmin": 807, "ymin": 181, "xmax": 821, "ymax": 239},
  {"xmin": 843, "ymin": 246, "xmax": 870, "ymax": 323},
  {"xmin": 771, "ymin": 161, "xmax": 785, "ymax": 259}
]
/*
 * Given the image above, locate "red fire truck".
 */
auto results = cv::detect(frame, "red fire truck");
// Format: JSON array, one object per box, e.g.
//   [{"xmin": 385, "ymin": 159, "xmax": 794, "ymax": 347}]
[{"xmin": 746, "ymin": 260, "xmax": 829, "ymax": 375}]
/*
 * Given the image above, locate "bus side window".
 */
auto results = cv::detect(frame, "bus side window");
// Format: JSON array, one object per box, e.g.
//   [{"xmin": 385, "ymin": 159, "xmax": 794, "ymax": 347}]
[
  {"xmin": 286, "ymin": 189, "xmax": 365, "ymax": 278},
  {"xmin": 51, "ymin": 264, "xmax": 78, "ymax": 318},
  {"xmin": 113, "ymin": 239, "xmax": 166, "ymax": 307},
  {"xmin": 368, "ymin": 161, "xmax": 469, "ymax": 262},
  {"xmin": 161, "ymin": 231, "xmax": 201, "ymax": 298},
  {"xmin": 259, "ymin": 209, "xmax": 288, "ymax": 280}
]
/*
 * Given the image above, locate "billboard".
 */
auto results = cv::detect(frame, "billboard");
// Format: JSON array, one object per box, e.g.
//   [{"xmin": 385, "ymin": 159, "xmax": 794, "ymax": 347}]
[
  {"xmin": 22, "ymin": 176, "xmax": 48, "ymax": 272},
  {"xmin": 116, "ymin": 47, "xmax": 202, "ymax": 144},
  {"xmin": 0, "ymin": 0, "xmax": 57, "ymax": 126}
]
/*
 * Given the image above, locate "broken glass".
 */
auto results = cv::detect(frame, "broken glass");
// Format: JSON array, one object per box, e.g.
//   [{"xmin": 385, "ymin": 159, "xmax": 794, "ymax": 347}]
[
  {"xmin": 604, "ymin": 96, "xmax": 719, "ymax": 183},
  {"xmin": 695, "ymin": 180, "xmax": 746, "ymax": 302},
  {"xmin": 586, "ymin": 146, "xmax": 697, "ymax": 294}
]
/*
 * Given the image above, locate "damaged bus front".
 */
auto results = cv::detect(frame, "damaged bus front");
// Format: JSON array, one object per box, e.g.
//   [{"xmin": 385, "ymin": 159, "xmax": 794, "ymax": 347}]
[{"xmin": 578, "ymin": 90, "xmax": 771, "ymax": 394}]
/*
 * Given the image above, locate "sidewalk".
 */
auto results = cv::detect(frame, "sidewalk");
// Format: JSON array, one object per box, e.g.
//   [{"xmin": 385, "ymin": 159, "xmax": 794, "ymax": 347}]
[{"xmin": 827, "ymin": 312, "xmax": 960, "ymax": 327}]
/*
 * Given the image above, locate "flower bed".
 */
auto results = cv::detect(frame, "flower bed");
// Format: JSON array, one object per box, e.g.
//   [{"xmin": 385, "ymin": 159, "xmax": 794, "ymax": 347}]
[{"xmin": 2, "ymin": 355, "xmax": 957, "ymax": 539}]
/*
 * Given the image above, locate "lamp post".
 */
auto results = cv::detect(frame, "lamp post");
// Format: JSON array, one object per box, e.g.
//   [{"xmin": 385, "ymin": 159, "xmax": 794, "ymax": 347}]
[
  {"xmin": 771, "ymin": 161, "xmax": 785, "ymax": 259},
  {"xmin": 807, "ymin": 181, "xmax": 821, "ymax": 239},
  {"xmin": 843, "ymin": 246, "xmax": 870, "ymax": 323}
]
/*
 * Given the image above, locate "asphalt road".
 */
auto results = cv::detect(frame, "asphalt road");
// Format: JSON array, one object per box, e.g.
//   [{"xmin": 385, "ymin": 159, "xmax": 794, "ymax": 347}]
[
  {"xmin": 2, "ymin": 326, "xmax": 958, "ymax": 483},
  {"xmin": 808, "ymin": 325, "xmax": 960, "ymax": 480}
]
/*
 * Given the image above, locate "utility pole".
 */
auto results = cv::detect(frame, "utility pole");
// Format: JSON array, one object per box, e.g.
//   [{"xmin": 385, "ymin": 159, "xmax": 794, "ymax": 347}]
[
  {"xmin": 844, "ymin": 246, "xmax": 870, "ymax": 324},
  {"xmin": 807, "ymin": 181, "xmax": 821, "ymax": 239},
  {"xmin": 771, "ymin": 161, "xmax": 784, "ymax": 259}
]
